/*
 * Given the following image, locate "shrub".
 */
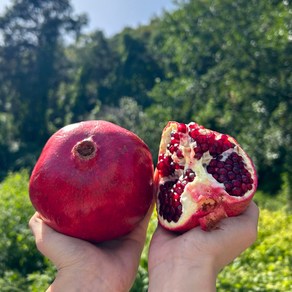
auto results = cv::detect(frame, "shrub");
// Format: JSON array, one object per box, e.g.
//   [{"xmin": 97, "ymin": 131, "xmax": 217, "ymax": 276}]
[
  {"xmin": 217, "ymin": 208, "xmax": 292, "ymax": 291},
  {"xmin": 0, "ymin": 171, "xmax": 55, "ymax": 291}
]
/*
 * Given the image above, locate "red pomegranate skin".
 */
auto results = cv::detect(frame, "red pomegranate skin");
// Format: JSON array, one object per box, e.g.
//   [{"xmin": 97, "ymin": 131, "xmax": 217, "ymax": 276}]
[{"xmin": 29, "ymin": 120, "xmax": 154, "ymax": 242}]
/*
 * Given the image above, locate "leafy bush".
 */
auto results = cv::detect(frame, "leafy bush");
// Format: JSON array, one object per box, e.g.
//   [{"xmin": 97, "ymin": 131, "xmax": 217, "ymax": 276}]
[
  {"xmin": 217, "ymin": 207, "xmax": 292, "ymax": 291},
  {"xmin": 0, "ymin": 171, "xmax": 55, "ymax": 291}
]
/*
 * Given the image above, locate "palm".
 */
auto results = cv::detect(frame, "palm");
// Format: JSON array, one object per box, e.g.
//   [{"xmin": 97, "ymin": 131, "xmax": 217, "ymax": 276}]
[
  {"xmin": 30, "ymin": 207, "xmax": 152, "ymax": 291},
  {"xmin": 149, "ymin": 202, "xmax": 259, "ymax": 273}
]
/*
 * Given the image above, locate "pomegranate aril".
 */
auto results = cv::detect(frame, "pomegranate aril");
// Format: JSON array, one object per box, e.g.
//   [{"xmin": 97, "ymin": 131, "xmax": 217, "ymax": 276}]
[
  {"xmin": 228, "ymin": 172, "xmax": 236, "ymax": 180},
  {"xmin": 176, "ymin": 149, "xmax": 184, "ymax": 158},
  {"xmin": 218, "ymin": 168, "xmax": 227, "ymax": 175},
  {"xmin": 213, "ymin": 173, "xmax": 219, "ymax": 180},
  {"xmin": 232, "ymin": 187, "xmax": 242, "ymax": 196},
  {"xmin": 225, "ymin": 164, "xmax": 233, "ymax": 170},
  {"xmin": 217, "ymin": 161, "xmax": 224, "ymax": 168},
  {"xmin": 241, "ymin": 183, "xmax": 248, "ymax": 192},
  {"xmin": 224, "ymin": 182, "xmax": 233, "ymax": 191},
  {"xmin": 173, "ymin": 185, "xmax": 183, "ymax": 195},
  {"xmin": 189, "ymin": 129, "xmax": 198, "ymax": 139},
  {"xmin": 167, "ymin": 144, "xmax": 175, "ymax": 154},
  {"xmin": 173, "ymin": 191, "xmax": 180, "ymax": 199},
  {"xmin": 218, "ymin": 175, "xmax": 227, "ymax": 183},
  {"xmin": 157, "ymin": 154, "xmax": 175, "ymax": 177},
  {"xmin": 201, "ymin": 143, "xmax": 209, "ymax": 152},
  {"xmin": 170, "ymin": 207, "xmax": 175, "ymax": 216},
  {"xmin": 233, "ymin": 180, "xmax": 241, "ymax": 187},
  {"xmin": 176, "ymin": 204, "xmax": 182, "ymax": 213},
  {"xmin": 171, "ymin": 132, "xmax": 180, "ymax": 140},
  {"xmin": 209, "ymin": 160, "xmax": 217, "ymax": 167},
  {"xmin": 177, "ymin": 123, "xmax": 187, "ymax": 133},
  {"xmin": 158, "ymin": 171, "xmax": 191, "ymax": 222},
  {"xmin": 194, "ymin": 152, "xmax": 203, "ymax": 159},
  {"xmin": 207, "ymin": 152, "xmax": 253, "ymax": 197},
  {"xmin": 170, "ymin": 137, "xmax": 180, "ymax": 144}
]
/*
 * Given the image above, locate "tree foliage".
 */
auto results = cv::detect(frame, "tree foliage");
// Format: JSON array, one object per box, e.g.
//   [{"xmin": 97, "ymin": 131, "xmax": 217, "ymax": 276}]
[{"xmin": 0, "ymin": 0, "xmax": 87, "ymax": 174}]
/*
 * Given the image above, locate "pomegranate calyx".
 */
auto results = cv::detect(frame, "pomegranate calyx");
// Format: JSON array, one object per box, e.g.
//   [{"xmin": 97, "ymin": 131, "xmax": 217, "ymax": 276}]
[
  {"xmin": 73, "ymin": 137, "xmax": 97, "ymax": 161},
  {"xmin": 198, "ymin": 205, "xmax": 228, "ymax": 231}
]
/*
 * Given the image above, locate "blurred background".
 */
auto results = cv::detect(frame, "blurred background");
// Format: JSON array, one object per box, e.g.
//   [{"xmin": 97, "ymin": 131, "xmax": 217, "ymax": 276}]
[{"xmin": 0, "ymin": 0, "xmax": 291, "ymax": 291}]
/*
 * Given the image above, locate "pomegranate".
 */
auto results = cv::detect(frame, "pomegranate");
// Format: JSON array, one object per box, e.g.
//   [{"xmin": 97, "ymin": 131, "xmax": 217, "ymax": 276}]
[
  {"xmin": 29, "ymin": 120, "xmax": 154, "ymax": 242},
  {"xmin": 155, "ymin": 121, "xmax": 257, "ymax": 232}
]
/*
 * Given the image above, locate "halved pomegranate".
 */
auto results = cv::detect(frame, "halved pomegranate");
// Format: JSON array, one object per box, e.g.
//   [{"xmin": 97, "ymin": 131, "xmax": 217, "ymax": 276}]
[{"xmin": 155, "ymin": 121, "xmax": 258, "ymax": 232}]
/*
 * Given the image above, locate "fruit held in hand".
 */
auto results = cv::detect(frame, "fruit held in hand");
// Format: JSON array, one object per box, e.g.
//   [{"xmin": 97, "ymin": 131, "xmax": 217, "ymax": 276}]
[
  {"xmin": 29, "ymin": 120, "xmax": 154, "ymax": 242},
  {"xmin": 155, "ymin": 121, "xmax": 257, "ymax": 232}
]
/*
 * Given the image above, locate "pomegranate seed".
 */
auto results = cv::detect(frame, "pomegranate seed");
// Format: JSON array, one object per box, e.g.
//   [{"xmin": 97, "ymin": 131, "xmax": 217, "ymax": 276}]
[
  {"xmin": 176, "ymin": 149, "xmax": 184, "ymax": 158},
  {"xmin": 233, "ymin": 180, "xmax": 241, "ymax": 187},
  {"xmin": 217, "ymin": 161, "xmax": 224, "ymax": 168},
  {"xmin": 170, "ymin": 137, "xmax": 180, "ymax": 144},
  {"xmin": 218, "ymin": 168, "xmax": 227, "ymax": 175},
  {"xmin": 206, "ymin": 152, "xmax": 253, "ymax": 197},
  {"xmin": 232, "ymin": 187, "xmax": 242, "ymax": 196},
  {"xmin": 189, "ymin": 129, "xmax": 198, "ymax": 139},
  {"xmin": 177, "ymin": 123, "xmax": 187, "ymax": 133},
  {"xmin": 218, "ymin": 175, "xmax": 227, "ymax": 183},
  {"xmin": 157, "ymin": 169, "xmax": 196, "ymax": 222},
  {"xmin": 228, "ymin": 172, "xmax": 236, "ymax": 180},
  {"xmin": 209, "ymin": 160, "xmax": 217, "ymax": 167},
  {"xmin": 201, "ymin": 143, "xmax": 209, "ymax": 152},
  {"xmin": 224, "ymin": 182, "xmax": 233, "ymax": 191},
  {"xmin": 171, "ymin": 132, "xmax": 180, "ymax": 140}
]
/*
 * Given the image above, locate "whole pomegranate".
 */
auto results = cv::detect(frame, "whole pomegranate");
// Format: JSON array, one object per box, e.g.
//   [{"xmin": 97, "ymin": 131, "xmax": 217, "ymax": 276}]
[
  {"xmin": 29, "ymin": 120, "xmax": 154, "ymax": 242},
  {"xmin": 155, "ymin": 121, "xmax": 257, "ymax": 232}
]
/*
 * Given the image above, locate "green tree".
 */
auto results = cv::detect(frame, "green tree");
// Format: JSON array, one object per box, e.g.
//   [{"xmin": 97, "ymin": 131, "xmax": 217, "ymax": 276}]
[
  {"xmin": 0, "ymin": 0, "xmax": 87, "ymax": 171},
  {"xmin": 113, "ymin": 32, "xmax": 164, "ymax": 107},
  {"xmin": 69, "ymin": 30, "xmax": 119, "ymax": 121}
]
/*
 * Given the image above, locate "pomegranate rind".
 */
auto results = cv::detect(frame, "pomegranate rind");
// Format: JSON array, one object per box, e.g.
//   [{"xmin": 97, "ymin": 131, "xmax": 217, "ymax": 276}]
[
  {"xmin": 29, "ymin": 120, "xmax": 154, "ymax": 242},
  {"xmin": 155, "ymin": 121, "xmax": 257, "ymax": 232}
]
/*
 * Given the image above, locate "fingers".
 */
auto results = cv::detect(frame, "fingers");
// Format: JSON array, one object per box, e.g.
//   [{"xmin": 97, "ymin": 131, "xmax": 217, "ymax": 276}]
[
  {"xmin": 29, "ymin": 212, "xmax": 88, "ymax": 269},
  {"xmin": 29, "ymin": 212, "xmax": 56, "ymax": 255},
  {"xmin": 221, "ymin": 201, "xmax": 259, "ymax": 242},
  {"xmin": 118, "ymin": 202, "xmax": 155, "ymax": 257},
  {"xmin": 242, "ymin": 201, "xmax": 260, "ymax": 226},
  {"xmin": 234, "ymin": 201, "xmax": 259, "ymax": 245}
]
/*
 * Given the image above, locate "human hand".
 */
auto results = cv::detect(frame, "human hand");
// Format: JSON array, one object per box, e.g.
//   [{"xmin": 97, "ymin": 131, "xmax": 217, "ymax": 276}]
[
  {"xmin": 148, "ymin": 201, "xmax": 259, "ymax": 292},
  {"xmin": 29, "ymin": 204, "xmax": 153, "ymax": 292}
]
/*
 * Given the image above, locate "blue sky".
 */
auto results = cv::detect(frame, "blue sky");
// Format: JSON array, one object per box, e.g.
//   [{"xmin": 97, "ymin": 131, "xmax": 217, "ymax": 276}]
[{"xmin": 0, "ymin": 0, "xmax": 175, "ymax": 36}]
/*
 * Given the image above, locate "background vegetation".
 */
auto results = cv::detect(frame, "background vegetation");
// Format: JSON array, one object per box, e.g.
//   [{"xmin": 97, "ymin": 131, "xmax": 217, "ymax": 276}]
[{"xmin": 0, "ymin": 0, "xmax": 291, "ymax": 290}]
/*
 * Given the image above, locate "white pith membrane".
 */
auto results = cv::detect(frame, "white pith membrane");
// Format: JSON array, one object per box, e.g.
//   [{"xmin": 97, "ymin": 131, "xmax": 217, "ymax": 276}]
[{"xmin": 156, "ymin": 122, "xmax": 256, "ymax": 229}]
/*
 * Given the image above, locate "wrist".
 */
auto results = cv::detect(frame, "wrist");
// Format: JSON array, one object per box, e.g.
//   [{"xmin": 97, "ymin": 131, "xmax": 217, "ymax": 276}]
[
  {"xmin": 47, "ymin": 267, "xmax": 113, "ymax": 292},
  {"xmin": 148, "ymin": 258, "xmax": 217, "ymax": 292}
]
